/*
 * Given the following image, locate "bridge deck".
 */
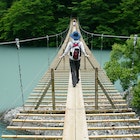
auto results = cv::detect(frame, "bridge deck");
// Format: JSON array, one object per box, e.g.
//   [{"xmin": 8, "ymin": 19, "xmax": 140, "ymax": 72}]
[{"xmin": 1, "ymin": 20, "xmax": 140, "ymax": 139}]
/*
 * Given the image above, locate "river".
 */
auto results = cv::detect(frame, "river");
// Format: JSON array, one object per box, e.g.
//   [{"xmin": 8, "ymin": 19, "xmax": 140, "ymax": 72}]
[{"xmin": 0, "ymin": 45, "xmax": 122, "ymax": 139}]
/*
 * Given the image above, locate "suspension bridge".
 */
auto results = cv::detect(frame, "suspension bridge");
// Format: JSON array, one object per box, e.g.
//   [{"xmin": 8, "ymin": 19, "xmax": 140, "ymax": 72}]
[{"xmin": 1, "ymin": 19, "xmax": 140, "ymax": 139}]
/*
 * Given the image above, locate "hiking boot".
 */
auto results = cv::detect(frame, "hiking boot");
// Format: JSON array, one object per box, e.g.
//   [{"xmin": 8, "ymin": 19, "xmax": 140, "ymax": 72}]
[{"xmin": 73, "ymin": 84, "xmax": 76, "ymax": 87}]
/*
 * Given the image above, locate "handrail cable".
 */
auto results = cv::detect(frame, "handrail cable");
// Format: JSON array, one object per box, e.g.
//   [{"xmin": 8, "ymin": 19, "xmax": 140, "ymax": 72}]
[
  {"xmin": 100, "ymin": 34, "xmax": 103, "ymax": 68},
  {"xmin": 4, "ymin": 28, "xmax": 68, "ymax": 131},
  {"xmin": 83, "ymin": 26, "xmax": 138, "ymax": 134},
  {"xmin": 84, "ymin": 41, "xmax": 137, "ymax": 137},
  {"xmin": 77, "ymin": 22, "xmax": 117, "ymax": 136},
  {"xmin": 3, "ymin": 26, "xmax": 69, "ymax": 132},
  {"xmin": 83, "ymin": 59, "xmax": 136, "ymax": 137},
  {"xmin": 1, "ymin": 33, "xmax": 62, "ymax": 134},
  {"xmin": 80, "ymin": 22, "xmax": 138, "ymax": 132},
  {"xmin": 0, "ymin": 26, "xmax": 68, "ymax": 129},
  {"xmin": 79, "ymin": 23, "xmax": 139, "ymax": 39},
  {"xmin": 0, "ymin": 26, "xmax": 69, "ymax": 45},
  {"xmin": 86, "ymin": 54, "xmax": 136, "ymax": 136}
]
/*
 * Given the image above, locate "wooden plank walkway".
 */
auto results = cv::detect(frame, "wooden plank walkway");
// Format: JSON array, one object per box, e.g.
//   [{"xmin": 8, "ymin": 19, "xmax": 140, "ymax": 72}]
[
  {"xmin": 63, "ymin": 72, "xmax": 88, "ymax": 140},
  {"xmin": 1, "ymin": 20, "xmax": 140, "ymax": 139}
]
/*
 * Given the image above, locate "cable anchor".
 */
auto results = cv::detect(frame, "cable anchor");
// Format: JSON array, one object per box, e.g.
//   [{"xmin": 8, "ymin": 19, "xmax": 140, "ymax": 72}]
[
  {"xmin": 133, "ymin": 34, "xmax": 137, "ymax": 47},
  {"xmin": 15, "ymin": 38, "xmax": 20, "ymax": 49}
]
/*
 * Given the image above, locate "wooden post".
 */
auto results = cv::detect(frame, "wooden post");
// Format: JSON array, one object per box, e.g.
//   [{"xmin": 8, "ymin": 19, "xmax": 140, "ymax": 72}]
[
  {"xmin": 84, "ymin": 55, "xmax": 86, "ymax": 69},
  {"xmin": 98, "ymin": 79, "xmax": 116, "ymax": 109},
  {"xmin": 63, "ymin": 49, "xmax": 65, "ymax": 69},
  {"xmin": 34, "ymin": 80, "xmax": 51, "ymax": 110},
  {"xmin": 51, "ymin": 68, "xmax": 55, "ymax": 110},
  {"xmin": 95, "ymin": 67, "xmax": 98, "ymax": 110}
]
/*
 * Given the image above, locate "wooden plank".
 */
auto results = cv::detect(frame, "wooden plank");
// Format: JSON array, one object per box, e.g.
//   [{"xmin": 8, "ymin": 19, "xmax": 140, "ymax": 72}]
[
  {"xmin": 30, "ymin": 93, "xmax": 122, "ymax": 96},
  {"xmin": 84, "ymin": 99, "xmax": 126, "ymax": 102},
  {"xmin": 86, "ymin": 109, "xmax": 133, "ymax": 114},
  {"xmin": 87, "ymin": 118, "xmax": 139, "ymax": 123},
  {"xmin": 7, "ymin": 126, "xmax": 63, "ymax": 130},
  {"xmin": 2, "ymin": 135, "xmax": 63, "ymax": 139},
  {"xmin": 86, "ymin": 112, "xmax": 135, "ymax": 116},
  {"xmin": 17, "ymin": 113, "xmax": 65, "ymax": 116},
  {"xmin": 20, "ymin": 110, "xmax": 65, "ymax": 114},
  {"xmin": 84, "ymin": 97, "xmax": 124, "ymax": 100},
  {"xmin": 12, "ymin": 119, "xmax": 64, "ymax": 123},
  {"xmin": 20, "ymin": 109, "xmax": 133, "ymax": 114},
  {"xmin": 33, "ymin": 87, "xmax": 67, "ymax": 91},
  {"xmin": 89, "ymin": 134, "xmax": 140, "ymax": 138},
  {"xmin": 30, "ymin": 92, "xmax": 67, "ymax": 95},
  {"xmin": 63, "ymin": 72, "xmax": 89, "ymax": 140},
  {"xmin": 26, "ymin": 100, "xmax": 66, "ymax": 103},
  {"xmin": 88, "ymin": 125, "xmax": 140, "ymax": 130},
  {"xmin": 24, "ymin": 103, "xmax": 128, "ymax": 107},
  {"xmin": 26, "ymin": 99, "xmax": 126, "ymax": 104}
]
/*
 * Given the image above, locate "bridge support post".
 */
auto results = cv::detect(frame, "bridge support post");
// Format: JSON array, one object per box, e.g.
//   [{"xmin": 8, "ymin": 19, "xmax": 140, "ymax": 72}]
[
  {"xmin": 51, "ymin": 68, "xmax": 55, "ymax": 110},
  {"xmin": 95, "ymin": 67, "xmax": 98, "ymax": 110},
  {"xmin": 63, "ymin": 49, "xmax": 65, "ymax": 70},
  {"xmin": 84, "ymin": 56, "xmax": 86, "ymax": 69}
]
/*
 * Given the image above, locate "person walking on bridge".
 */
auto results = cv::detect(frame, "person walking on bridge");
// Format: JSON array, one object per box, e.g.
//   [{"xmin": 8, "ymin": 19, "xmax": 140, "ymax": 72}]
[{"xmin": 59, "ymin": 31, "xmax": 89, "ymax": 87}]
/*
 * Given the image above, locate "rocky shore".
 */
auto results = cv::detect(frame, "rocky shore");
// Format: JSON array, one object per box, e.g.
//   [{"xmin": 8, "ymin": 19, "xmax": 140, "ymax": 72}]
[{"xmin": 1, "ymin": 106, "xmax": 140, "ymax": 140}]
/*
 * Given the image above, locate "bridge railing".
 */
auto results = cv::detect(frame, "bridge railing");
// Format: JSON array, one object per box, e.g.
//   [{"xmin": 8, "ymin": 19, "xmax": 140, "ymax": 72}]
[{"xmin": 34, "ymin": 68, "xmax": 56, "ymax": 110}]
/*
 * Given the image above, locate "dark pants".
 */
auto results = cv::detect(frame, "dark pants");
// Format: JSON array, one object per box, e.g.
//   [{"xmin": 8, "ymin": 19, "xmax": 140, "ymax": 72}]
[{"xmin": 69, "ymin": 59, "xmax": 80, "ymax": 86}]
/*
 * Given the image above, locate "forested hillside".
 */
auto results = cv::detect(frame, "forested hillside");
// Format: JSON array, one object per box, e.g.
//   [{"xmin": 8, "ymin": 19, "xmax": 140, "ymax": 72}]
[{"xmin": 0, "ymin": 0, "xmax": 140, "ymax": 49}]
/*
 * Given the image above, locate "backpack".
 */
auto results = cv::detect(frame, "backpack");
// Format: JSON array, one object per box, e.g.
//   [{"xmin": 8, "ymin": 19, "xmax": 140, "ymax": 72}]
[{"xmin": 70, "ymin": 42, "xmax": 81, "ymax": 60}]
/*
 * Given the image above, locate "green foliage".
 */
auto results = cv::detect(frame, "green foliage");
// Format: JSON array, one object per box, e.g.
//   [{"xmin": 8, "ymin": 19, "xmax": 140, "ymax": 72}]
[
  {"xmin": 132, "ymin": 81, "xmax": 140, "ymax": 109},
  {"xmin": 0, "ymin": 0, "xmax": 140, "ymax": 48},
  {"xmin": 0, "ymin": 1, "xmax": 7, "ymax": 18},
  {"xmin": 0, "ymin": 0, "xmax": 55, "ymax": 41},
  {"xmin": 104, "ymin": 59, "xmax": 121, "ymax": 83},
  {"xmin": 55, "ymin": 17, "xmax": 70, "ymax": 33},
  {"xmin": 77, "ymin": 0, "xmax": 140, "ymax": 48},
  {"xmin": 104, "ymin": 36, "xmax": 140, "ymax": 90}
]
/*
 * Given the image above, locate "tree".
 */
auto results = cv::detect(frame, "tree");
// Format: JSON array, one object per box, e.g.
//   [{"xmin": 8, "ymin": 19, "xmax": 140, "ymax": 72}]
[
  {"xmin": 0, "ymin": 0, "xmax": 55, "ymax": 41},
  {"xmin": 76, "ymin": 0, "xmax": 140, "ymax": 49},
  {"xmin": 0, "ymin": 0, "xmax": 140, "ymax": 47},
  {"xmin": 104, "ymin": 36, "xmax": 140, "ymax": 90},
  {"xmin": 104, "ymin": 35, "xmax": 140, "ymax": 109},
  {"xmin": 132, "ymin": 81, "xmax": 140, "ymax": 110},
  {"xmin": 0, "ymin": 0, "xmax": 7, "ymax": 18}
]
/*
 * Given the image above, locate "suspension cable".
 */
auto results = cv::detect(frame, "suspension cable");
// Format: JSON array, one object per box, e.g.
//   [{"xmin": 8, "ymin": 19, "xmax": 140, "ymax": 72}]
[
  {"xmin": 79, "ymin": 24, "xmax": 139, "ymax": 39},
  {"xmin": 91, "ymin": 34, "xmax": 93, "ymax": 50},
  {"xmin": 132, "ymin": 34, "xmax": 138, "ymax": 70},
  {"xmin": 15, "ymin": 38, "xmax": 25, "ymax": 111},
  {"xmin": 127, "ymin": 34, "xmax": 138, "ymax": 106},
  {"xmin": 100, "ymin": 34, "xmax": 104, "ymax": 68},
  {"xmin": 0, "ymin": 27, "xmax": 68, "ymax": 112},
  {"xmin": 1, "ymin": 28, "xmax": 68, "ymax": 134},
  {"xmin": 0, "ymin": 26, "xmax": 69, "ymax": 45}
]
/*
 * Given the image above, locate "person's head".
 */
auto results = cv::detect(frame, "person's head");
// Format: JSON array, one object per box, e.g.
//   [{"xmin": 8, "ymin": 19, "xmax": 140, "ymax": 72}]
[{"xmin": 70, "ymin": 31, "xmax": 81, "ymax": 40}]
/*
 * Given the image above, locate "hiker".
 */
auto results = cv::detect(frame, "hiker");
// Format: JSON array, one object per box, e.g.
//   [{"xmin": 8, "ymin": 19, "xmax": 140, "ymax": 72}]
[
  {"xmin": 73, "ymin": 19, "xmax": 76, "ymax": 26},
  {"xmin": 59, "ymin": 31, "xmax": 89, "ymax": 87}
]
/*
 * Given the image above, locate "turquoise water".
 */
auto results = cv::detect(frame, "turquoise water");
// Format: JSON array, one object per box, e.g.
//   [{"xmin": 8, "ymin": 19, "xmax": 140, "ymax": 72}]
[
  {"xmin": 0, "ymin": 45, "xmax": 57, "ymax": 139},
  {"xmin": 0, "ymin": 46, "xmax": 122, "ymax": 139},
  {"xmin": 0, "ymin": 46, "xmax": 57, "ymax": 112}
]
